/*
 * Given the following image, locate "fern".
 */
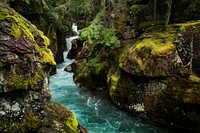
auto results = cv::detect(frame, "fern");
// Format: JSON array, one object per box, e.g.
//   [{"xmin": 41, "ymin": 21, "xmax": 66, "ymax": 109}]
[
  {"xmin": 87, "ymin": 58, "xmax": 100, "ymax": 67},
  {"xmin": 79, "ymin": 12, "xmax": 119, "ymax": 47},
  {"xmin": 86, "ymin": 57, "xmax": 107, "ymax": 73}
]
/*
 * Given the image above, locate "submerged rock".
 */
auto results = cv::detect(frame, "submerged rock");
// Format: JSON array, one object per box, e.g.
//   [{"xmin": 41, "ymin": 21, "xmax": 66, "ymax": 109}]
[
  {"xmin": 0, "ymin": 3, "xmax": 81, "ymax": 133},
  {"xmin": 108, "ymin": 22, "xmax": 200, "ymax": 131}
]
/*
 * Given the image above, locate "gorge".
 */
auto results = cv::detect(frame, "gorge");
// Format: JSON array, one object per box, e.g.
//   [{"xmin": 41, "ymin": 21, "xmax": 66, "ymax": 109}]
[
  {"xmin": 1, "ymin": 0, "xmax": 200, "ymax": 132},
  {"xmin": 50, "ymin": 24, "xmax": 167, "ymax": 132}
]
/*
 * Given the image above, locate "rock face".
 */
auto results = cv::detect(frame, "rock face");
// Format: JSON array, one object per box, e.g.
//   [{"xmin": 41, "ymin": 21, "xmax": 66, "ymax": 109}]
[
  {"xmin": 107, "ymin": 22, "xmax": 200, "ymax": 131},
  {"xmin": 6, "ymin": 0, "xmax": 75, "ymax": 64},
  {"xmin": 70, "ymin": 43, "xmax": 110, "ymax": 90},
  {"xmin": 0, "ymin": 3, "xmax": 80, "ymax": 133}
]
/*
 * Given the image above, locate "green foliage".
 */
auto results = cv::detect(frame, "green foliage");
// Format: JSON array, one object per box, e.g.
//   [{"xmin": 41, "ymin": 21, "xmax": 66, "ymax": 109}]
[
  {"xmin": 2, "ymin": 0, "xmax": 30, "ymax": 4},
  {"xmin": 86, "ymin": 57, "xmax": 108, "ymax": 74},
  {"xmin": 76, "ymin": 0, "xmax": 94, "ymax": 16},
  {"xmin": 184, "ymin": 0, "xmax": 200, "ymax": 15},
  {"xmin": 70, "ymin": 0, "xmax": 125, "ymax": 18},
  {"xmin": 45, "ymin": 0, "xmax": 71, "ymax": 31},
  {"xmin": 86, "ymin": 57, "xmax": 101, "ymax": 68},
  {"xmin": 79, "ymin": 13, "xmax": 119, "ymax": 47}
]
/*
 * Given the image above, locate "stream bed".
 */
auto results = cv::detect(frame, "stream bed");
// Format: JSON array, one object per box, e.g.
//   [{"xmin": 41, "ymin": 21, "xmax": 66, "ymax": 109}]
[
  {"xmin": 49, "ymin": 60, "xmax": 169, "ymax": 133},
  {"xmin": 49, "ymin": 24, "xmax": 169, "ymax": 133}
]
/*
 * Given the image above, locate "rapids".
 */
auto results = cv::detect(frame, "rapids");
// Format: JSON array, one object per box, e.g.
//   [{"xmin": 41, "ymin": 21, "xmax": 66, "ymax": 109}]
[
  {"xmin": 49, "ymin": 62, "xmax": 166, "ymax": 133},
  {"xmin": 49, "ymin": 23, "xmax": 168, "ymax": 133}
]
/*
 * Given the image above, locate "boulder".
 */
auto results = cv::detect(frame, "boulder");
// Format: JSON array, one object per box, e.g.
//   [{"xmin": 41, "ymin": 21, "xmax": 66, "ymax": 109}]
[
  {"xmin": 0, "ymin": 3, "xmax": 81, "ymax": 133},
  {"xmin": 108, "ymin": 22, "xmax": 200, "ymax": 131}
]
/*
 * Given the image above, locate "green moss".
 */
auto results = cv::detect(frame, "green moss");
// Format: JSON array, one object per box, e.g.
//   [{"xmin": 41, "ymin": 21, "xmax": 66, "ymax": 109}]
[
  {"xmin": 9, "ymin": 22, "xmax": 21, "ymax": 38},
  {"xmin": 83, "ymin": 66, "xmax": 91, "ymax": 78},
  {"xmin": 174, "ymin": 21, "xmax": 200, "ymax": 29},
  {"xmin": 39, "ymin": 49, "xmax": 56, "ymax": 65},
  {"xmin": 4, "ymin": 70, "xmax": 44, "ymax": 90},
  {"xmin": 188, "ymin": 75, "xmax": 200, "ymax": 83},
  {"xmin": 6, "ymin": 74, "xmax": 29, "ymax": 90},
  {"xmin": 182, "ymin": 86, "xmax": 200, "ymax": 103},
  {"xmin": 113, "ymin": 16, "xmax": 127, "ymax": 37},
  {"xmin": 6, "ymin": 15, "xmax": 35, "ymax": 41},
  {"xmin": 136, "ymin": 30, "xmax": 176, "ymax": 57},
  {"xmin": 0, "ymin": 7, "xmax": 9, "ymax": 20},
  {"xmin": 64, "ymin": 115, "xmax": 79, "ymax": 133},
  {"xmin": 119, "ymin": 25, "xmax": 180, "ymax": 76},
  {"xmin": 138, "ymin": 21, "xmax": 165, "ymax": 30},
  {"xmin": 134, "ymin": 56, "xmax": 143, "ymax": 70},
  {"xmin": 38, "ymin": 30, "xmax": 50, "ymax": 46},
  {"xmin": 108, "ymin": 68, "xmax": 121, "ymax": 97},
  {"xmin": 170, "ymin": 80, "xmax": 200, "ymax": 104},
  {"xmin": 138, "ymin": 39, "xmax": 175, "ymax": 56},
  {"xmin": 0, "ymin": 4, "xmax": 56, "ymax": 66},
  {"xmin": 8, "ymin": 114, "xmax": 40, "ymax": 133},
  {"xmin": 23, "ymin": 115, "xmax": 39, "ymax": 131}
]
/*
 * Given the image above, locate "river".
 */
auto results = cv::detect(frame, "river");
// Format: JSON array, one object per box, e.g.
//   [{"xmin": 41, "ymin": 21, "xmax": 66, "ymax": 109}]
[
  {"xmin": 49, "ymin": 24, "xmax": 168, "ymax": 133},
  {"xmin": 49, "ymin": 61, "xmax": 168, "ymax": 133}
]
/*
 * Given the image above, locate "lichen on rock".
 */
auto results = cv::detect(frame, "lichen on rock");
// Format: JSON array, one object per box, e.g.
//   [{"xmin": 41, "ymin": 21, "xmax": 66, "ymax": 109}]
[
  {"xmin": 108, "ymin": 21, "xmax": 200, "ymax": 131},
  {"xmin": 0, "ymin": 2, "xmax": 81, "ymax": 133},
  {"xmin": 0, "ymin": 2, "xmax": 55, "ymax": 93}
]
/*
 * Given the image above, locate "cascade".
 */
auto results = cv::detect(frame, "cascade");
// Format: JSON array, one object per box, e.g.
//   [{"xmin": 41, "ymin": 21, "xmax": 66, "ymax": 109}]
[
  {"xmin": 63, "ymin": 23, "xmax": 79, "ymax": 62},
  {"xmin": 50, "ymin": 24, "xmax": 168, "ymax": 133}
]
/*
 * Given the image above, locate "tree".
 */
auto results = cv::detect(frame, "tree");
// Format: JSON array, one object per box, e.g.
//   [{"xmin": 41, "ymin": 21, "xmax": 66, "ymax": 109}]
[{"xmin": 165, "ymin": 0, "xmax": 172, "ymax": 27}]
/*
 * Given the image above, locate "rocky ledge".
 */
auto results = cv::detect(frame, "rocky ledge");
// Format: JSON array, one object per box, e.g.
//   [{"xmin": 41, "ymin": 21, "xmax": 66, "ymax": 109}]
[{"xmin": 0, "ymin": 2, "xmax": 83, "ymax": 133}]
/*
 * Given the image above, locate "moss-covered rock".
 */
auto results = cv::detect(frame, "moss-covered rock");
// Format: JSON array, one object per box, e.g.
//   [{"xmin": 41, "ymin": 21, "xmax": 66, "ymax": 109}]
[
  {"xmin": 71, "ymin": 41, "xmax": 109, "ymax": 90},
  {"xmin": 39, "ymin": 102, "xmax": 80, "ymax": 133},
  {"xmin": 108, "ymin": 21, "xmax": 200, "ymax": 131},
  {"xmin": 0, "ymin": 3, "xmax": 82, "ymax": 133},
  {"xmin": 5, "ymin": 0, "xmax": 75, "ymax": 64}
]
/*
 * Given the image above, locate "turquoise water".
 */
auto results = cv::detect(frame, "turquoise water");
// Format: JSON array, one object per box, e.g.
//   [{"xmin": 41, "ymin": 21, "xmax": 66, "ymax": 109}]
[
  {"xmin": 50, "ymin": 24, "xmax": 167, "ymax": 132},
  {"xmin": 49, "ymin": 60, "xmax": 167, "ymax": 133}
]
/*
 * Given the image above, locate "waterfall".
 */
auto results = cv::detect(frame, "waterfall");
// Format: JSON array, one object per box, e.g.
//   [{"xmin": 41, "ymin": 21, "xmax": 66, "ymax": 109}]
[
  {"xmin": 63, "ymin": 23, "xmax": 79, "ymax": 62},
  {"xmin": 72, "ymin": 23, "xmax": 79, "ymax": 35}
]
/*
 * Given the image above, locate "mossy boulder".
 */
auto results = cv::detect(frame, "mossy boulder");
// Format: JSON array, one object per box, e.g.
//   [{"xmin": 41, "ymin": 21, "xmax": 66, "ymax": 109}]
[
  {"xmin": 39, "ymin": 102, "xmax": 80, "ymax": 133},
  {"xmin": 108, "ymin": 21, "xmax": 200, "ymax": 131},
  {"xmin": 0, "ymin": 2, "xmax": 55, "ymax": 93},
  {"xmin": 0, "ymin": 3, "xmax": 81, "ymax": 133},
  {"xmin": 70, "ymin": 41, "xmax": 109, "ymax": 90},
  {"xmin": 6, "ymin": 0, "xmax": 75, "ymax": 64}
]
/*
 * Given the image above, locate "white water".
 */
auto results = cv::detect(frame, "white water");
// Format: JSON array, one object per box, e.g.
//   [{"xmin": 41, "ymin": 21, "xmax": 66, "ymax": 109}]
[
  {"xmin": 50, "ymin": 24, "xmax": 167, "ymax": 133},
  {"xmin": 63, "ymin": 23, "xmax": 79, "ymax": 62}
]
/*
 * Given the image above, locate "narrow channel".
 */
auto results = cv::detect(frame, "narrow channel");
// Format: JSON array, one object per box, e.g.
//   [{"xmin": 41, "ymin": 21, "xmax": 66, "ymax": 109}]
[{"xmin": 49, "ymin": 24, "xmax": 166, "ymax": 133}]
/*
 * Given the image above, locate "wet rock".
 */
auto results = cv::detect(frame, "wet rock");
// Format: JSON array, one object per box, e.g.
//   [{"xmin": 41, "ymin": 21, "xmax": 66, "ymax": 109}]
[
  {"xmin": 0, "ymin": 3, "xmax": 81, "ymax": 133},
  {"xmin": 72, "ymin": 42, "xmax": 110, "ymax": 90},
  {"xmin": 108, "ymin": 22, "xmax": 200, "ymax": 131},
  {"xmin": 64, "ymin": 65, "xmax": 73, "ymax": 72}
]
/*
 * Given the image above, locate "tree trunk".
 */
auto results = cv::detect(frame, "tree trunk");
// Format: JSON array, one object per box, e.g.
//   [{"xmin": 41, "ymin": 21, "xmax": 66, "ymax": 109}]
[{"xmin": 165, "ymin": 0, "xmax": 172, "ymax": 27}]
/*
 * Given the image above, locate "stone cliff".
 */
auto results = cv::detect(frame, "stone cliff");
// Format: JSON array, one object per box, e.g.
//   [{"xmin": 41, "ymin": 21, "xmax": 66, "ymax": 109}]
[{"xmin": 0, "ymin": 3, "xmax": 81, "ymax": 133}]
